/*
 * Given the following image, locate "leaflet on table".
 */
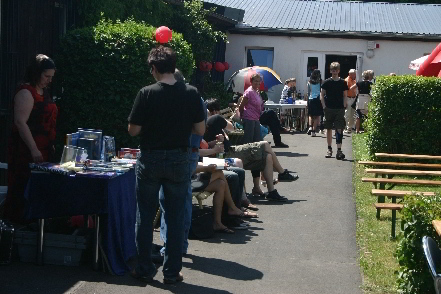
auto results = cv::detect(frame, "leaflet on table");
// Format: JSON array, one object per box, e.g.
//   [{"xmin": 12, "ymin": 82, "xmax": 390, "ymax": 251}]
[
  {"xmin": 29, "ymin": 162, "xmax": 74, "ymax": 176},
  {"xmin": 202, "ymin": 157, "xmax": 225, "ymax": 169}
]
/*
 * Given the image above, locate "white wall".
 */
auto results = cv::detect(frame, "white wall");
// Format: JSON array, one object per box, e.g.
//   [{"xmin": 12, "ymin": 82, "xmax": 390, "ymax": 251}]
[{"xmin": 224, "ymin": 34, "xmax": 439, "ymax": 101}]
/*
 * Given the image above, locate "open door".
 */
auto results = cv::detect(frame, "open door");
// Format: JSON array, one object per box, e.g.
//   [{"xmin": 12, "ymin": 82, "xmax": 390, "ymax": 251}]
[{"xmin": 302, "ymin": 52, "xmax": 325, "ymax": 96}]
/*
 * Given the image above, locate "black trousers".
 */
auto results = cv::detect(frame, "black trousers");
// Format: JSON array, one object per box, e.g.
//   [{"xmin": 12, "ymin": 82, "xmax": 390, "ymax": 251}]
[{"xmin": 259, "ymin": 110, "xmax": 282, "ymax": 144}]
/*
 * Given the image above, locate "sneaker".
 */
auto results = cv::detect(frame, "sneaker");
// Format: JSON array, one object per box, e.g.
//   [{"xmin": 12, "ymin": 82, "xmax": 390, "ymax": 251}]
[
  {"xmin": 343, "ymin": 129, "xmax": 351, "ymax": 134},
  {"xmin": 266, "ymin": 190, "xmax": 287, "ymax": 202},
  {"xmin": 336, "ymin": 150, "xmax": 346, "ymax": 160},
  {"xmin": 278, "ymin": 170, "xmax": 299, "ymax": 182},
  {"xmin": 319, "ymin": 130, "xmax": 324, "ymax": 134},
  {"xmin": 326, "ymin": 149, "xmax": 333, "ymax": 158},
  {"xmin": 164, "ymin": 272, "xmax": 184, "ymax": 284},
  {"xmin": 307, "ymin": 128, "xmax": 312, "ymax": 135},
  {"xmin": 274, "ymin": 142, "xmax": 289, "ymax": 148},
  {"xmin": 311, "ymin": 132, "xmax": 316, "ymax": 137}
]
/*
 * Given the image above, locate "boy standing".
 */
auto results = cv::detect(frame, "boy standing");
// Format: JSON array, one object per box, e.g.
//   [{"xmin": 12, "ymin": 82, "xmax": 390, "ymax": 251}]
[{"xmin": 320, "ymin": 62, "xmax": 348, "ymax": 160}]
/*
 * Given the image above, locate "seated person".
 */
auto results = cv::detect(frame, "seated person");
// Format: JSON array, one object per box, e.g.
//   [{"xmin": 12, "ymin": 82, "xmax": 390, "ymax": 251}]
[
  {"xmin": 200, "ymin": 136, "xmax": 297, "ymax": 202},
  {"xmin": 193, "ymin": 162, "xmax": 257, "ymax": 234},
  {"xmin": 199, "ymin": 138, "xmax": 258, "ymax": 210},
  {"xmin": 224, "ymin": 96, "xmax": 289, "ymax": 147}
]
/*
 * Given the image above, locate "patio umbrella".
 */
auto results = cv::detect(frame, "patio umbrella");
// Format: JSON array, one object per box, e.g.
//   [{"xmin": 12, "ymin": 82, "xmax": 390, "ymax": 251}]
[
  {"xmin": 227, "ymin": 66, "xmax": 282, "ymax": 93},
  {"xmin": 409, "ymin": 55, "xmax": 428, "ymax": 71},
  {"xmin": 416, "ymin": 43, "xmax": 441, "ymax": 77}
]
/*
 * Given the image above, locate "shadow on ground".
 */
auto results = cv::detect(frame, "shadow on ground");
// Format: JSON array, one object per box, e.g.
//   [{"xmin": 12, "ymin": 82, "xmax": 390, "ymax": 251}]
[{"xmin": 274, "ymin": 151, "xmax": 309, "ymax": 157}]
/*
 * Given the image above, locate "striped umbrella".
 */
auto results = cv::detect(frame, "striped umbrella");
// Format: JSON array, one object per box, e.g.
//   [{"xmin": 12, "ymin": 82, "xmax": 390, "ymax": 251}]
[{"xmin": 227, "ymin": 66, "xmax": 282, "ymax": 93}]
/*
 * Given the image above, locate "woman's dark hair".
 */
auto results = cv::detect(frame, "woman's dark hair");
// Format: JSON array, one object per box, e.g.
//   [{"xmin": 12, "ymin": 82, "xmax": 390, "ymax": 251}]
[
  {"xmin": 148, "ymin": 45, "xmax": 176, "ymax": 74},
  {"xmin": 23, "ymin": 54, "xmax": 56, "ymax": 87},
  {"xmin": 309, "ymin": 69, "xmax": 321, "ymax": 84},
  {"xmin": 205, "ymin": 98, "xmax": 221, "ymax": 113}
]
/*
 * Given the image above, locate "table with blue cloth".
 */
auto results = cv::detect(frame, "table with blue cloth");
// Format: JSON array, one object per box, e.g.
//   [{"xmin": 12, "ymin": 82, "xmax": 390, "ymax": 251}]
[{"xmin": 23, "ymin": 168, "xmax": 137, "ymax": 275}]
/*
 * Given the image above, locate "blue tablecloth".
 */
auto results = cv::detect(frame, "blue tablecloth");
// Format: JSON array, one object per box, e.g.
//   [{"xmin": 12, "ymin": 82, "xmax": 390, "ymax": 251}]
[{"xmin": 24, "ymin": 169, "xmax": 137, "ymax": 275}]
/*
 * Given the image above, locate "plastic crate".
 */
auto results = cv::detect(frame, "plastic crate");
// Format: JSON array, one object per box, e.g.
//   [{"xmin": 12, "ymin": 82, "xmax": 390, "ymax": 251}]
[{"xmin": 14, "ymin": 229, "xmax": 88, "ymax": 266}]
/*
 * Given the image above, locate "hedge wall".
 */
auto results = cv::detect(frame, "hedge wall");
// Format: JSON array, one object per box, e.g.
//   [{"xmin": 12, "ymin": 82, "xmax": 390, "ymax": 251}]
[
  {"xmin": 55, "ymin": 18, "xmax": 194, "ymax": 152},
  {"xmin": 366, "ymin": 75, "xmax": 441, "ymax": 158},
  {"xmin": 396, "ymin": 194, "xmax": 441, "ymax": 294}
]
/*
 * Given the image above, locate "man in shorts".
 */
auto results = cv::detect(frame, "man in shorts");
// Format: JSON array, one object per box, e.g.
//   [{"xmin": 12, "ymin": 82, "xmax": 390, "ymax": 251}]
[{"xmin": 320, "ymin": 62, "xmax": 348, "ymax": 160}]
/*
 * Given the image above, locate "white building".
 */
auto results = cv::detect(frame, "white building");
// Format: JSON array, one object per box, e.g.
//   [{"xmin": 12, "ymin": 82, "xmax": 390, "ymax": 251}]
[{"xmin": 204, "ymin": 0, "xmax": 441, "ymax": 101}]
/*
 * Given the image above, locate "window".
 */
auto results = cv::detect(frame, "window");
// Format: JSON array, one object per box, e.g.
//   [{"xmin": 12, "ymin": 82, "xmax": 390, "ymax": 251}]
[
  {"xmin": 246, "ymin": 48, "xmax": 274, "ymax": 68},
  {"xmin": 307, "ymin": 57, "xmax": 318, "ymax": 77}
]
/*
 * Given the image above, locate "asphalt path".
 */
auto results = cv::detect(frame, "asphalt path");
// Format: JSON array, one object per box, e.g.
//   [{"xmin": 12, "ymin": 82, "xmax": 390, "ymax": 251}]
[{"xmin": 0, "ymin": 131, "xmax": 362, "ymax": 294}]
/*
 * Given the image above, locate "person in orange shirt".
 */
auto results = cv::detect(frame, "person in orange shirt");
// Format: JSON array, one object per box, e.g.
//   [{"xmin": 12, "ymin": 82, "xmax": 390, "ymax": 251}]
[{"xmin": 344, "ymin": 69, "xmax": 357, "ymax": 133}]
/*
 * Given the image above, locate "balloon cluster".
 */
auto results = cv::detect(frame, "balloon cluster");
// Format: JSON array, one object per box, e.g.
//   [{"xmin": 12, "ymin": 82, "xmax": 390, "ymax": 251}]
[
  {"xmin": 155, "ymin": 26, "xmax": 172, "ymax": 44},
  {"xmin": 199, "ymin": 61, "xmax": 230, "ymax": 72}
]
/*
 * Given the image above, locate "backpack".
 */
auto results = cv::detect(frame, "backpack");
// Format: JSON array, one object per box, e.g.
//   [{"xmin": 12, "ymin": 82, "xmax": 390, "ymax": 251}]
[{"xmin": 189, "ymin": 207, "xmax": 214, "ymax": 239}]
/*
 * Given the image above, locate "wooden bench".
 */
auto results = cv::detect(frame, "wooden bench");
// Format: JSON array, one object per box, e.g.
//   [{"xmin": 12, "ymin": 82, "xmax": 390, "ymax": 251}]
[
  {"xmin": 371, "ymin": 189, "xmax": 435, "ymax": 197},
  {"xmin": 360, "ymin": 153, "xmax": 441, "ymax": 238},
  {"xmin": 375, "ymin": 153, "xmax": 441, "ymax": 160},
  {"xmin": 192, "ymin": 191, "xmax": 214, "ymax": 209},
  {"xmin": 366, "ymin": 168, "xmax": 441, "ymax": 176},
  {"xmin": 220, "ymin": 107, "xmax": 234, "ymax": 120},
  {"xmin": 359, "ymin": 161, "xmax": 441, "ymax": 169}
]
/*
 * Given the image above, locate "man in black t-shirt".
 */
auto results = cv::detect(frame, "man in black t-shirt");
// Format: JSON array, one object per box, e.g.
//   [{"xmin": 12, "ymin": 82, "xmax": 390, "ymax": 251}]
[
  {"xmin": 128, "ymin": 46, "xmax": 205, "ymax": 284},
  {"xmin": 320, "ymin": 62, "xmax": 348, "ymax": 160}
]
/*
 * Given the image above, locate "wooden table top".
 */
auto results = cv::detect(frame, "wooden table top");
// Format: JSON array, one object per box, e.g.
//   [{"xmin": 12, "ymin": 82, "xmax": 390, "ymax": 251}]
[{"xmin": 432, "ymin": 220, "xmax": 441, "ymax": 237}]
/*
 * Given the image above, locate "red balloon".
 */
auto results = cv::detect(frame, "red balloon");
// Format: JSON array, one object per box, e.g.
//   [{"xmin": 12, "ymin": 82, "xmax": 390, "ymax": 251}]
[
  {"xmin": 223, "ymin": 62, "xmax": 230, "ymax": 70},
  {"xmin": 199, "ymin": 61, "xmax": 212, "ymax": 72},
  {"xmin": 214, "ymin": 62, "xmax": 225, "ymax": 72},
  {"xmin": 155, "ymin": 26, "xmax": 172, "ymax": 44}
]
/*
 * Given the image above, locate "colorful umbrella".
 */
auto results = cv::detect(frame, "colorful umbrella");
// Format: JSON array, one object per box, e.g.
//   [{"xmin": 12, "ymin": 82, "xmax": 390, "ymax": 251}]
[
  {"xmin": 409, "ymin": 55, "xmax": 428, "ymax": 71},
  {"xmin": 227, "ymin": 66, "xmax": 282, "ymax": 93},
  {"xmin": 416, "ymin": 43, "xmax": 441, "ymax": 77}
]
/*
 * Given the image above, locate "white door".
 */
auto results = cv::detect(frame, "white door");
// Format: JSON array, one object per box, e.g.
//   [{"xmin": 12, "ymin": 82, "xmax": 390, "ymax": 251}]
[{"xmin": 302, "ymin": 52, "xmax": 325, "ymax": 97}]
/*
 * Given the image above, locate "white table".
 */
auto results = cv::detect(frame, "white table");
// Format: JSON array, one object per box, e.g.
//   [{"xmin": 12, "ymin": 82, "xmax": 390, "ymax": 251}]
[{"xmin": 264, "ymin": 101, "xmax": 308, "ymax": 131}]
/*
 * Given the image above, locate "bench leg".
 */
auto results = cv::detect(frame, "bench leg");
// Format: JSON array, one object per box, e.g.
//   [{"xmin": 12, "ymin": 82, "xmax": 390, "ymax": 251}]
[
  {"xmin": 376, "ymin": 174, "xmax": 386, "ymax": 219},
  {"xmin": 391, "ymin": 197, "xmax": 396, "ymax": 239}
]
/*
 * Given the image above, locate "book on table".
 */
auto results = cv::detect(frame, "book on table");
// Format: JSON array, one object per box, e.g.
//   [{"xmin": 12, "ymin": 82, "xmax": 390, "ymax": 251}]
[{"xmin": 202, "ymin": 157, "xmax": 225, "ymax": 170}]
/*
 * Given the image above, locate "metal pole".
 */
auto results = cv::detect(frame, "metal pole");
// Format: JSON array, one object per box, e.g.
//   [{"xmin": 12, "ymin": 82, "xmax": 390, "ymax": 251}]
[
  {"xmin": 93, "ymin": 215, "xmax": 100, "ymax": 271},
  {"xmin": 37, "ymin": 218, "xmax": 44, "ymax": 265}
]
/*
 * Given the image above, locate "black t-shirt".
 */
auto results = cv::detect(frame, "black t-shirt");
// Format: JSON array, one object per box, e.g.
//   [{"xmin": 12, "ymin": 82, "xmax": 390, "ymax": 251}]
[
  {"xmin": 128, "ymin": 81, "xmax": 205, "ymax": 150},
  {"xmin": 204, "ymin": 114, "xmax": 231, "ymax": 151},
  {"xmin": 356, "ymin": 80, "xmax": 372, "ymax": 95},
  {"xmin": 321, "ymin": 78, "xmax": 349, "ymax": 109}
]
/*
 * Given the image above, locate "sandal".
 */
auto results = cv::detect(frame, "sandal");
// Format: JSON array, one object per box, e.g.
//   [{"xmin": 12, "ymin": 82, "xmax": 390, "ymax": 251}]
[
  {"xmin": 251, "ymin": 187, "xmax": 265, "ymax": 197},
  {"xmin": 243, "ymin": 202, "xmax": 259, "ymax": 211},
  {"xmin": 239, "ymin": 211, "xmax": 258, "ymax": 218},
  {"xmin": 214, "ymin": 227, "xmax": 234, "ymax": 234}
]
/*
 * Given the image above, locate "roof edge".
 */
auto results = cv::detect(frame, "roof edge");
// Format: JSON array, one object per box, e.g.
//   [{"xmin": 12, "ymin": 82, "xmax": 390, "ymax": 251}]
[{"xmin": 228, "ymin": 27, "xmax": 441, "ymax": 42}]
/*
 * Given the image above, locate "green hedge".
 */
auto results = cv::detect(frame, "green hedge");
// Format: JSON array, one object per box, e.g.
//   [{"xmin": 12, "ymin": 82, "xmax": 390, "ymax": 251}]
[
  {"xmin": 366, "ymin": 75, "xmax": 441, "ymax": 158},
  {"xmin": 396, "ymin": 194, "xmax": 441, "ymax": 294},
  {"xmin": 55, "ymin": 18, "xmax": 194, "ymax": 151}
]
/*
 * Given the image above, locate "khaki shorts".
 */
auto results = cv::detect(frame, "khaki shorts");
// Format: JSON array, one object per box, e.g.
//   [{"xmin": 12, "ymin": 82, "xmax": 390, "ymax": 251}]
[
  {"xmin": 324, "ymin": 108, "xmax": 345, "ymax": 130},
  {"xmin": 226, "ymin": 142, "xmax": 267, "ymax": 171}
]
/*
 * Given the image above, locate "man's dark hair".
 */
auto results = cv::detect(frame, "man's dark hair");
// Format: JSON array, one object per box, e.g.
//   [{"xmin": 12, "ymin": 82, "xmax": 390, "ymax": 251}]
[
  {"xmin": 148, "ymin": 45, "xmax": 176, "ymax": 74},
  {"xmin": 205, "ymin": 98, "xmax": 221, "ymax": 113},
  {"xmin": 23, "ymin": 54, "xmax": 56, "ymax": 87}
]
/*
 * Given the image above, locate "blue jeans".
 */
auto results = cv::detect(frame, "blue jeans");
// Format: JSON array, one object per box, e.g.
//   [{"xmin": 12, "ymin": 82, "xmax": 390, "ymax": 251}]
[
  {"xmin": 160, "ymin": 151, "xmax": 199, "ymax": 253},
  {"xmin": 135, "ymin": 148, "xmax": 191, "ymax": 279}
]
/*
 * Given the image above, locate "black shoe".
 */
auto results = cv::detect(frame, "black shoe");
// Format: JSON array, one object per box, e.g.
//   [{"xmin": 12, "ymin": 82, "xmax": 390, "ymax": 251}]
[
  {"xmin": 278, "ymin": 170, "xmax": 299, "ymax": 181},
  {"xmin": 164, "ymin": 272, "xmax": 184, "ymax": 284},
  {"xmin": 336, "ymin": 150, "xmax": 346, "ymax": 160},
  {"xmin": 131, "ymin": 267, "xmax": 158, "ymax": 283},
  {"xmin": 266, "ymin": 189, "xmax": 287, "ymax": 202},
  {"xmin": 307, "ymin": 128, "xmax": 312, "ymax": 135},
  {"xmin": 274, "ymin": 142, "xmax": 289, "ymax": 148}
]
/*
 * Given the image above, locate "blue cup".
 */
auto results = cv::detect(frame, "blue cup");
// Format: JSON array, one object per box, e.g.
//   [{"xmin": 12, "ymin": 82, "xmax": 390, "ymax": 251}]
[{"xmin": 287, "ymin": 97, "xmax": 293, "ymax": 104}]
